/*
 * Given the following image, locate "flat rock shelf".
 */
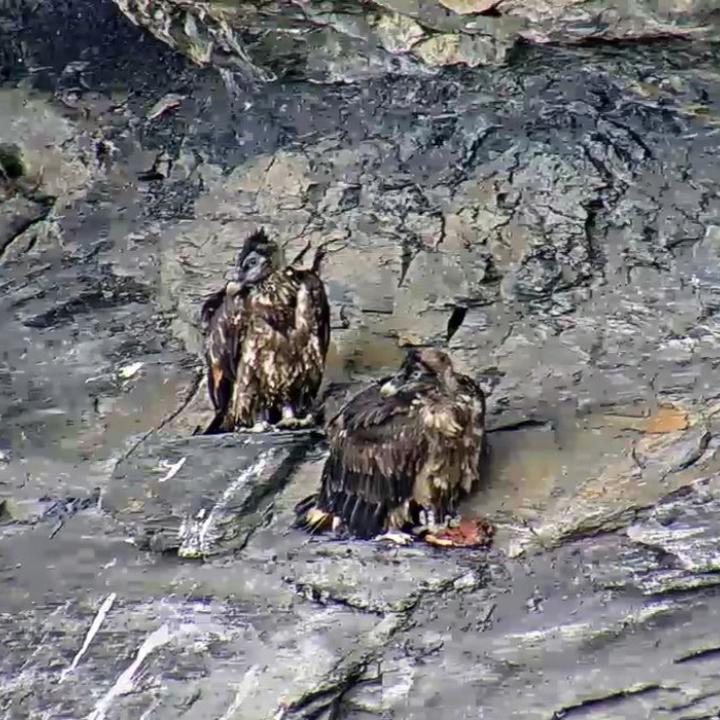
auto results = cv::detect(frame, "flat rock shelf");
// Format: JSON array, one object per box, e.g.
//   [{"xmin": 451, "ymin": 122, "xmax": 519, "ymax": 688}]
[{"xmin": 106, "ymin": 429, "xmax": 326, "ymax": 557}]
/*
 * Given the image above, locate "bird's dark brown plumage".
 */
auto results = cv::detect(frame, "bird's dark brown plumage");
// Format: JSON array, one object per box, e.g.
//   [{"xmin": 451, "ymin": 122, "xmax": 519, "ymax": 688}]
[
  {"xmin": 202, "ymin": 228, "xmax": 331, "ymax": 433},
  {"xmin": 295, "ymin": 348, "xmax": 486, "ymax": 540}
]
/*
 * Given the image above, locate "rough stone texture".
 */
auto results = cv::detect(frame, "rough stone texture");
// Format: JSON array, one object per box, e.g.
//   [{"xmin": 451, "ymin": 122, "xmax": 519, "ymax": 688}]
[
  {"xmin": 110, "ymin": 0, "xmax": 720, "ymax": 81},
  {"xmin": 4, "ymin": 0, "xmax": 720, "ymax": 718},
  {"xmin": 106, "ymin": 429, "xmax": 324, "ymax": 556}
]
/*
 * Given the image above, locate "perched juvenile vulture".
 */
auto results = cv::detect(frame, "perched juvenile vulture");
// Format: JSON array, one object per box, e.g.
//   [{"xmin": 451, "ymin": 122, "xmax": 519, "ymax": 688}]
[
  {"xmin": 295, "ymin": 348, "xmax": 487, "ymax": 545},
  {"xmin": 201, "ymin": 228, "xmax": 330, "ymax": 433}
]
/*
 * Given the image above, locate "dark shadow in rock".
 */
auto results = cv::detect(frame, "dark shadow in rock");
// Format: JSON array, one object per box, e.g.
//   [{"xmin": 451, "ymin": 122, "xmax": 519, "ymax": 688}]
[
  {"xmin": 0, "ymin": 0, "xmax": 191, "ymax": 98},
  {"xmin": 105, "ymin": 429, "xmax": 325, "ymax": 558},
  {"xmin": 0, "ymin": 142, "xmax": 55, "ymax": 261},
  {"xmin": 0, "ymin": 143, "xmax": 24, "ymax": 179},
  {"xmin": 446, "ymin": 304, "xmax": 467, "ymax": 342}
]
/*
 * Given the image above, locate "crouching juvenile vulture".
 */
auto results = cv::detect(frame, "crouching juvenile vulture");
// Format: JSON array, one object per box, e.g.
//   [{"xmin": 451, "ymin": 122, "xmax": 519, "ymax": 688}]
[
  {"xmin": 201, "ymin": 228, "xmax": 330, "ymax": 433},
  {"xmin": 295, "ymin": 348, "xmax": 490, "ymax": 546}
]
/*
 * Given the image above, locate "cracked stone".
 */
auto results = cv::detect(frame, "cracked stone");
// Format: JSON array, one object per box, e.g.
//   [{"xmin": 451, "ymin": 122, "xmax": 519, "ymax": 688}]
[{"xmin": 5, "ymin": 2, "xmax": 720, "ymax": 718}]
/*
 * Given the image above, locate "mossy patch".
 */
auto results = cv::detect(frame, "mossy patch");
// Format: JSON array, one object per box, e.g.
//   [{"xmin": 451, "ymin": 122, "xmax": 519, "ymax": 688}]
[{"xmin": 0, "ymin": 143, "xmax": 24, "ymax": 180}]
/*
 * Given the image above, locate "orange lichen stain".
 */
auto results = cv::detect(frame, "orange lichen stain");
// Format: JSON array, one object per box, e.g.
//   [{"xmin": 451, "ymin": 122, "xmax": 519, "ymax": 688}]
[
  {"xmin": 644, "ymin": 406, "xmax": 689, "ymax": 434},
  {"xmin": 123, "ymin": 499, "xmax": 145, "ymax": 514},
  {"xmin": 598, "ymin": 405, "xmax": 690, "ymax": 434}
]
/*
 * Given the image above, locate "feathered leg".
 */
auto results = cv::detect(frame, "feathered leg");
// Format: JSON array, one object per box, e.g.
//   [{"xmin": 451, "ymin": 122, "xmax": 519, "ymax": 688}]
[
  {"xmin": 416, "ymin": 508, "xmax": 446, "ymax": 534},
  {"xmin": 248, "ymin": 420, "xmax": 272, "ymax": 433}
]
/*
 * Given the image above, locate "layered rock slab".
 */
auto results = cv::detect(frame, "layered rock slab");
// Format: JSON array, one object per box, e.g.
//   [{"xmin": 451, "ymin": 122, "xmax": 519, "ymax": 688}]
[
  {"xmin": 111, "ymin": 0, "xmax": 718, "ymax": 82},
  {"xmin": 105, "ymin": 429, "xmax": 325, "ymax": 557},
  {"xmin": 3, "ymin": 2, "xmax": 720, "ymax": 719}
]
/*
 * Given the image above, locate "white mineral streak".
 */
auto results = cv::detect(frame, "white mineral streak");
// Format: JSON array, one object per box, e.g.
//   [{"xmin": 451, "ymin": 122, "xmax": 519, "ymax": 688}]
[
  {"xmin": 178, "ymin": 451, "xmax": 272, "ymax": 557},
  {"xmin": 157, "ymin": 456, "xmax": 186, "ymax": 482},
  {"xmin": 219, "ymin": 665, "xmax": 262, "ymax": 720},
  {"xmin": 86, "ymin": 624, "xmax": 173, "ymax": 720},
  {"xmin": 60, "ymin": 593, "xmax": 117, "ymax": 682}
]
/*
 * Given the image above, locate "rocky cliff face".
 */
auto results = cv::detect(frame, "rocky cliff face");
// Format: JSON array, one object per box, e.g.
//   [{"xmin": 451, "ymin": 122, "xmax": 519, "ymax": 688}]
[
  {"xmin": 111, "ymin": 0, "xmax": 718, "ymax": 80},
  {"xmin": 3, "ymin": 1, "xmax": 720, "ymax": 718}
]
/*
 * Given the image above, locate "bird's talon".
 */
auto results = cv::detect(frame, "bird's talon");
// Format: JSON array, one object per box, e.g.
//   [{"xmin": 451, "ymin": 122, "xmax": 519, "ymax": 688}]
[
  {"xmin": 414, "ymin": 508, "xmax": 451, "ymax": 535},
  {"xmin": 248, "ymin": 421, "xmax": 271, "ymax": 433},
  {"xmin": 447, "ymin": 514, "xmax": 461, "ymax": 529},
  {"xmin": 275, "ymin": 418, "xmax": 298, "ymax": 430},
  {"xmin": 374, "ymin": 531, "xmax": 414, "ymax": 546},
  {"xmin": 276, "ymin": 414, "xmax": 315, "ymax": 430}
]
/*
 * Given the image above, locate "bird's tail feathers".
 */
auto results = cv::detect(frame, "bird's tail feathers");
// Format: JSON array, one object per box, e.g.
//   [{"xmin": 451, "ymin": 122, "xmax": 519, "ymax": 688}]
[
  {"xmin": 293, "ymin": 494, "xmax": 332, "ymax": 534},
  {"xmin": 202, "ymin": 412, "xmax": 226, "ymax": 436}
]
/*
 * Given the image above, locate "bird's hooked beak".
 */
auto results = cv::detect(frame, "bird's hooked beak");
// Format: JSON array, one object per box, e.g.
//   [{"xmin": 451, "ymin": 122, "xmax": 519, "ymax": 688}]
[
  {"xmin": 225, "ymin": 280, "xmax": 242, "ymax": 297},
  {"xmin": 232, "ymin": 263, "xmax": 250, "ymax": 290},
  {"xmin": 442, "ymin": 366, "xmax": 458, "ymax": 392},
  {"xmin": 379, "ymin": 378, "xmax": 401, "ymax": 397},
  {"xmin": 230, "ymin": 260, "xmax": 258, "ymax": 293}
]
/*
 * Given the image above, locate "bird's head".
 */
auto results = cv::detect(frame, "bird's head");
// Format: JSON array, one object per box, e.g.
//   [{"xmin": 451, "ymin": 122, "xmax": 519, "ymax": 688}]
[
  {"xmin": 233, "ymin": 228, "xmax": 278, "ymax": 289},
  {"xmin": 379, "ymin": 347, "xmax": 455, "ymax": 397}
]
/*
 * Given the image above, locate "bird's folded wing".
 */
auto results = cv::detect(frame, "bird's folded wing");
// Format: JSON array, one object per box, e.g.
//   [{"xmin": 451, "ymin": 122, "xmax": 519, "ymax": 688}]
[
  {"xmin": 205, "ymin": 295, "xmax": 244, "ymax": 414},
  {"xmin": 293, "ymin": 270, "xmax": 330, "ymax": 356},
  {"xmin": 326, "ymin": 387, "xmax": 427, "ymax": 506}
]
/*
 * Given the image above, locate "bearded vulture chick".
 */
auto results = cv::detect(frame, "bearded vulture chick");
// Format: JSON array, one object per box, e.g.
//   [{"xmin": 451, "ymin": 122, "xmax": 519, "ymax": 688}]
[
  {"xmin": 201, "ymin": 228, "xmax": 330, "ymax": 433},
  {"xmin": 295, "ymin": 348, "xmax": 487, "ymax": 545}
]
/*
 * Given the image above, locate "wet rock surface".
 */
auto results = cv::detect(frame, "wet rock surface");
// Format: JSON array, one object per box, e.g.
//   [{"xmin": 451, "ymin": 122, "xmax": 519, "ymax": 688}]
[{"xmin": 3, "ymin": 0, "xmax": 720, "ymax": 717}]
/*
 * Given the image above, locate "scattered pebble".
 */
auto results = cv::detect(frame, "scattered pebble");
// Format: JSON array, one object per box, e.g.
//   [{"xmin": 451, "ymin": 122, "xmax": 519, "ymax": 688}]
[
  {"xmin": 146, "ymin": 92, "xmax": 186, "ymax": 120},
  {"xmin": 118, "ymin": 361, "xmax": 144, "ymax": 380}
]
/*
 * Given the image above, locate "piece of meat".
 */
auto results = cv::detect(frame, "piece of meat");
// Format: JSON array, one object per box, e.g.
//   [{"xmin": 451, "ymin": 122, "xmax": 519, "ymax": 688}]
[{"xmin": 423, "ymin": 518, "xmax": 495, "ymax": 548}]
